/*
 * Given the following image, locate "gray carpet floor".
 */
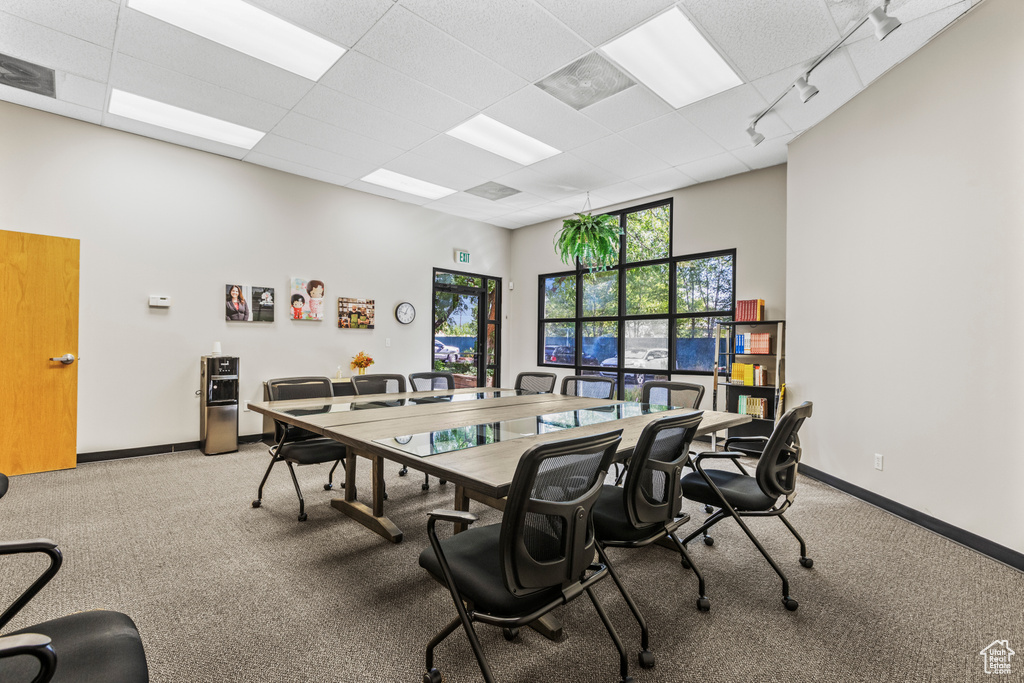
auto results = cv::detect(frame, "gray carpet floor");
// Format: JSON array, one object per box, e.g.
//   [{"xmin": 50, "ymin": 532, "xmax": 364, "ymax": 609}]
[{"xmin": 1, "ymin": 443, "xmax": 1021, "ymax": 682}]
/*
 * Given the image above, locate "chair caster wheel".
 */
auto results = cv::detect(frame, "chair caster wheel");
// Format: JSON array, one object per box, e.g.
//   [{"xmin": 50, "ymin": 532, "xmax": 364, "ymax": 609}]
[
  {"xmin": 680, "ymin": 557, "xmax": 690, "ymax": 569},
  {"xmin": 399, "ymin": 467, "xmax": 408, "ymax": 477},
  {"xmin": 697, "ymin": 596, "xmax": 711, "ymax": 612},
  {"xmin": 423, "ymin": 668, "xmax": 443, "ymax": 683},
  {"xmin": 783, "ymin": 596, "xmax": 799, "ymax": 611},
  {"xmin": 324, "ymin": 483, "xmax": 333, "ymax": 491},
  {"xmin": 383, "ymin": 491, "xmax": 389, "ymax": 501},
  {"xmin": 422, "ymin": 483, "xmax": 430, "ymax": 491},
  {"xmin": 638, "ymin": 649, "xmax": 655, "ymax": 669},
  {"xmin": 800, "ymin": 557, "xmax": 813, "ymax": 568},
  {"xmin": 298, "ymin": 513, "xmax": 307, "ymax": 522},
  {"xmin": 252, "ymin": 500, "xmax": 261, "ymax": 508},
  {"xmin": 502, "ymin": 627, "xmax": 519, "ymax": 641},
  {"xmin": 703, "ymin": 536, "xmax": 714, "ymax": 546},
  {"xmin": 704, "ymin": 504, "xmax": 714, "ymax": 514},
  {"xmin": 440, "ymin": 479, "xmax": 447, "ymax": 485}
]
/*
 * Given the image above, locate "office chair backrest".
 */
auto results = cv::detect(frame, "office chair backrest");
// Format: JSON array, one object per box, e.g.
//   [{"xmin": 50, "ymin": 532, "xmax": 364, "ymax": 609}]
[
  {"xmin": 755, "ymin": 401, "xmax": 813, "ymax": 500},
  {"xmin": 408, "ymin": 371, "xmax": 455, "ymax": 392},
  {"xmin": 500, "ymin": 430, "xmax": 622, "ymax": 593},
  {"xmin": 351, "ymin": 373, "xmax": 407, "ymax": 395},
  {"xmin": 0, "ymin": 472, "xmax": 7, "ymax": 500},
  {"xmin": 642, "ymin": 381, "xmax": 705, "ymax": 410},
  {"xmin": 514, "ymin": 372, "xmax": 557, "ymax": 394},
  {"xmin": 266, "ymin": 377, "xmax": 334, "ymax": 441},
  {"xmin": 624, "ymin": 412, "xmax": 703, "ymax": 527},
  {"xmin": 560, "ymin": 375, "xmax": 616, "ymax": 399}
]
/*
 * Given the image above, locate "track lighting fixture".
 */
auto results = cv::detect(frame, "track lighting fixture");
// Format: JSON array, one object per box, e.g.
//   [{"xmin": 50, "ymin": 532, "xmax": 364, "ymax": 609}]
[{"xmin": 743, "ymin": 2, "xmax": 902, "ymax": 145}]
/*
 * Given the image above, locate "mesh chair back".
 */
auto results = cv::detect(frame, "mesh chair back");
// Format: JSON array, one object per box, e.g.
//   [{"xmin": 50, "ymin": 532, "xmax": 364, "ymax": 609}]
[
  {"xmin": 351, "ymin": 374, "xmax": 407, "ymax": 395},
  {"xmin": 266, "ymin": 377, "xmax": 334, "ymax": 441},
  {"xmin": 408, "ymin": 371, "xmax": 455, "ymax": 392},
  {"xmin": 624, "ymin": 412, "xmax": 703, "ymax": 527},
  {"xmin": 500, "ymin": 430, "xmax": 622, "ymax": 593},
  {"xmin": 514, "ymin": 372, "xmax": 556, "ymax": 394},
  {"xmin": 560, "ymin": 375, "xmax": 616, "ymax": 399},
  {"xmin": 755, "ymin": 402, "xmax": 813, "ymax": 500},
  {"xmin": 642, "ymin": 381, "xmax": 705, "ymax": 409}
]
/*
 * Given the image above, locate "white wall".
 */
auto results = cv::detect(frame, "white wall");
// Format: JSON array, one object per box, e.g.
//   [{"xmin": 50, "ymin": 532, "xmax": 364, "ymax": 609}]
[
  {"xmin": 0, "ymin": 102, "xmax": 512, "ymax": 453},
  {"xmin": 508, "ymin": 165, "xmax": 788, "ymax": 397},
  {"xmin": 786, "ymin": 0, "xmax": 1024, "ymax": 552}
]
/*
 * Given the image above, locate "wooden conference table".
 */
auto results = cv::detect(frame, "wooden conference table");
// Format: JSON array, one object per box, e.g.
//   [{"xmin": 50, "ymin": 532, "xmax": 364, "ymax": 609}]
[{"xmin": 249, "ymin": 387, "xmax": 752, "ymax": 544}]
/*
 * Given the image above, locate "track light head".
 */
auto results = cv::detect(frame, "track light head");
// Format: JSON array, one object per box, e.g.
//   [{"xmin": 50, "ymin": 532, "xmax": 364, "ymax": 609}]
[
  {"xmin": 794, "ymin": 76, "xmax": 819, "ymax": 103},
  {"xmin": 868, "ymin": 6, "xmax": 901, "ymax": 40},
  {"xmin": 746, "ymin": 125, "xmax": 765, "ymax": 147}
]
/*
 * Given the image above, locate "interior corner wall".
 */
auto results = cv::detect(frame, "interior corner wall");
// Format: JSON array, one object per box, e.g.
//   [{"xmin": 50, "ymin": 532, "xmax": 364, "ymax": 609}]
[
  {"xmin": 508, "ymin": 165, "xmax": 787, "ymax": 395},
  {"xmin": 786, "ymin": 0, "xmax": 1024, "ymax": 552},
  {"xmin": 0, "ymin": 101, "xmax": 512, "ymax": 454}
]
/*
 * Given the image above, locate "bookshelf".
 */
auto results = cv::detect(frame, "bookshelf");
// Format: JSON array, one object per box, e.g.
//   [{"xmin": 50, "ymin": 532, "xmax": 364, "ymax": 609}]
[{"xmin": 712, "ymin": 319, "xmax": 785, "ymax": 440}]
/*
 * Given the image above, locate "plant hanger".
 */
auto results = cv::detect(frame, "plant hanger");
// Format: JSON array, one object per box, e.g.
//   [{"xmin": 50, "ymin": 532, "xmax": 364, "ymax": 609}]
[{"xmin": 553, "ymin": 192, "xmax": 622, "ymax": 273}]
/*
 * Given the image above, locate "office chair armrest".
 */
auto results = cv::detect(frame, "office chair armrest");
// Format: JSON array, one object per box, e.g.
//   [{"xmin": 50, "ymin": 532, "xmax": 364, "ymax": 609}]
[
  {"xmin": 427, "ymin": 510, "xmax": 479, "ymax": 526},
  {"xmin": 693, "ymin": 450, "xmax": 750, "ymax": 475},
  {"xmin": 0, "ymin": 539, "xmax": 63, "ymax": 632},
  {"xmin": 723, "ymin": 435, "xmax": 769, "ymax": 450},
  {"xmin": 0, "ymin": 632, "xmax": 57, "ymax": 682}
]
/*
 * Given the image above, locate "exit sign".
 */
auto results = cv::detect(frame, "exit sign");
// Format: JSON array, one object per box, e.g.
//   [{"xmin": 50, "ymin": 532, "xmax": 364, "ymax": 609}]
[{"xmin": 455, "ymin": 249, "xmax": 470, "ymax": 264}]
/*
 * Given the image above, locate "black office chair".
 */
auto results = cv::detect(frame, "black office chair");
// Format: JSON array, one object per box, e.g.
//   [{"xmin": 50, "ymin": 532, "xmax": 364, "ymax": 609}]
[
  {"xmin": 641, "ymin": 380, "xmax": 705, "ymax": 409},
  {"xmin": 679, "ymin": 402, "xmax": 814, "ymax": 611},
  {"xmin": 561, "ymin": 375, "xmax": 616, "ymax": 399},
  {"xmin": 0, "ymin": 473, "xmax": 150, "ymax": 683},
  {"xmin": 513, "ymin": 371, "xmax": 556, "ymax": 394},
  {"xmin": 593, "ymin": 412, "xmax": 711, "ymax": 641},
  {"xmin": 350, "ymin": 373, "xmax": 406, "ymax": 396},
  {"xmin": 419, "ymin": 430, "xmax": 634, "ymax": 683},
  {"xmin": 406, "ymin": 372, "xmax": 455, "ymax": 489},
  {"xmin": 252, "ymin": 377, "xmax": 346, "ymax": 521}
]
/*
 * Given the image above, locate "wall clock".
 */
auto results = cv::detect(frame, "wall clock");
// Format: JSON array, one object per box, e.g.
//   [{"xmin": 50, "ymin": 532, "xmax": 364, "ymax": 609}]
[{"xmin": 395, "ymin": 302, "xmax": 415, "ymax": 324}]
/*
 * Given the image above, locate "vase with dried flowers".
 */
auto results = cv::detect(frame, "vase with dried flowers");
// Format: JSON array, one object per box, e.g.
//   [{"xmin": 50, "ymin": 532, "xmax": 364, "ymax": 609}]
[{"xmin": 351, "ymin": 351, "xmax": 374, "ymax": 375}]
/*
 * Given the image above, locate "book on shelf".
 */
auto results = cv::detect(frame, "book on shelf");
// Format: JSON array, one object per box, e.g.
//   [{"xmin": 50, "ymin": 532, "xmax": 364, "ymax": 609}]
[
  {"xmin": 736, "ymin": 299, "xmax": 765, "ymax": 322},
  {"xmin": 728, "ymin": 363, "xmax": 768, "ymax": 387},
  {"xmin": 733, "ymin": 332, "xmax": 771, "ymax": 355},
  {"xmin": 736, "ymin": 395, "xmax": 767, "ymax": 419}
]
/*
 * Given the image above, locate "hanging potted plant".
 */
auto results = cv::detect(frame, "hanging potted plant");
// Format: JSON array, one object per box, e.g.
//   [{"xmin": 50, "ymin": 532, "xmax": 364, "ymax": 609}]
[{"xmin": 554, "ymin": 210, "xmax": 622, "ymax": 272}]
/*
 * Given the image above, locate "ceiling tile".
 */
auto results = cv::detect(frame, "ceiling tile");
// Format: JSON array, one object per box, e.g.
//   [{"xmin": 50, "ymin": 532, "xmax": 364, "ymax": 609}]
[
  {"xmin": 271, "ymin": 112, "xmax": 405, "ymax": 166},
  {"xmin": 0, "ymin": 0, "xmax": 119, "ymax": 47},
  {"xmin": 492, "ymin": 165, "xmax": 585, "ymax": 200},
  {"xmin": 59, "ymin": 72, "xmax": 107, "ymax": 110},
  {"xmin": 319, "ymin": 50, "xmax": 475, "ymax": 132},
  {"xmin": 534, "ymin": 0, "xmax": 677, "ymax": 45},
  {"xmin": 526, "ymin": 152, "xmax": 626, "ymax": 192},
  {"xmin": 618, "ymin": 112, "xmax": 726, "ymax": 166},
  {"xmin": 400, "ymin": 0, "xmax": 592, "ymax": 82},
  {"xmin": 568, "ymin": 134, "xmax": 670, "ymax": 178},
  {"xmin": 764, "ymin": 48, "xmax": 864, "ymax": 132},
  {"xmin": 250, "ymin": 134, "xmax": 379, "ymax": 179},
  {"xmin": 484, "ymin": 85, "xmax": 612, "ymax": 151},
  {"xmin": 580, "ymin": 83, "xmax": 673, "ymax": 132},
  {"xmin": 676, "ymin": 152, "xmax": 750, "ymax": 183},
  {"xmin": 588, "ymin": 180, "xmax": 652, "ymax": 207},
  {"xmin": 679, "ymin": 84, "xmax": 791, "ymax": 151},
  {"xmin": 408, "ymin": 135, "xmax": 524, "ymax": 180},
  {"xmin": 730, "ymin": 133, "xmax": 793, "ymax": 171},
  {"xmin": 248, "ymin": 0, "xmax": 393, "ymax": 48},
  {"xmin": 345, "ymin": 178, "xmax": 434, "ymax": 205},
  {"xmin": 293, "ymin": 85, "xmax": 436, "ymax": 151},
  {"xmin": 0, "ymin": 85, "xmax": 102, "ymax": 124},
  {"xmin": 245, "ymin": 152, "xmax": 355, "ymax": 186},
  {"xmin": 116, "ymin": 10, "xmax": 314, "ymax": 109},
  {"xmin": 381, "ymin": 150, "xmax": 486, "ymax": 191},
  {"xmin": 108, "ymin": 54, "xmax": 288, "ymax": 132},
  {"xmin": 0, "ymin": 10, "xmax": 111, "ymax": 81},
  {"xmin": 104, "ymin": 114, "xmax": 250, "ymax": 159},
  {"xmin": 630, "ymin": 167, "xmax": 697, "ymax": 194},
  {"xmin": 353, "ymin": 5, "xmax": 526, "ymax": 109},
  {"xmin": 679, "ymin": 0, "xmax": 839, "ymax": 81}
]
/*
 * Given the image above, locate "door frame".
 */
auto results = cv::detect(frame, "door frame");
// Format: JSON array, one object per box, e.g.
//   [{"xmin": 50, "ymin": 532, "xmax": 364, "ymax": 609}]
[{"xmin": 431, "ymin": 268, "xmax": 501, "ymax": 387}]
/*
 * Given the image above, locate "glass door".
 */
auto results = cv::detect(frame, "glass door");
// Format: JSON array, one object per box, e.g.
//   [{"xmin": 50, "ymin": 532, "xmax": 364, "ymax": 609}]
[{"xmin": 432, "ymin": 269, "xmax": 501, "ymax": 387}]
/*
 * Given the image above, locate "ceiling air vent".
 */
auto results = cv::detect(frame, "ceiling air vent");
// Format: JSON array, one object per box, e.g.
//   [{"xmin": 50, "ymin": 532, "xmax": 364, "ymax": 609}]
[
  {"xmin": 535, "ymin": 52, "xmax": 634, "ymax": 110},
  {"xmin": 465, "ymin": 181, "xmax": 521, "ymax": 201},
  {"xmin": 0, "ymin": 53, "xmax": 56, "ymax": 98}
]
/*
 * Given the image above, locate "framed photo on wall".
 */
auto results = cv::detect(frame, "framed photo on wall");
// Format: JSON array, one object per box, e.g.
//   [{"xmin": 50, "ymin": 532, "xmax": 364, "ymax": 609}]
[
  {"xmin": 291, "ymin": 277, "xmax": 325, "ymax": 321},
  {"xmin": 338, "ymin": 297, "xmax": 374, "ymax": 329},
  {"xmin": 226, "ymin": 284, "xmax": 274, "ymax": 322}
]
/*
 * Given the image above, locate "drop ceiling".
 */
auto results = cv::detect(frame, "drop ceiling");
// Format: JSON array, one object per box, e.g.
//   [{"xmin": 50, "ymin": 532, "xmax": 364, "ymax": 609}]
[{"xmin": 0, "ymin": 0, "xmax": 976, "ymax": 229}]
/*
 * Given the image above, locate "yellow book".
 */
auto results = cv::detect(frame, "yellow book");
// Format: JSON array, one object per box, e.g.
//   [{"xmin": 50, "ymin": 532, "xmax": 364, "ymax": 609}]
[{"xmin": 743, "ymin": 363, "xmax": 754, "ymax": 386}]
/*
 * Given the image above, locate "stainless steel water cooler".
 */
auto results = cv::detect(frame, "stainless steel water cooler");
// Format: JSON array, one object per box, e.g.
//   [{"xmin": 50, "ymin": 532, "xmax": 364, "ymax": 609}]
[{"xmin": 200, "ymin": 355, "xmax": 238, "ymax": 455}]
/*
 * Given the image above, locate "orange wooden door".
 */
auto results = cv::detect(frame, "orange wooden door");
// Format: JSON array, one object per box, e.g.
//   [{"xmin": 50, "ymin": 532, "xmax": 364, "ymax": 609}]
[{"xmin": 0, "ymin": 230, "xmax": 79, "ymax": 475}]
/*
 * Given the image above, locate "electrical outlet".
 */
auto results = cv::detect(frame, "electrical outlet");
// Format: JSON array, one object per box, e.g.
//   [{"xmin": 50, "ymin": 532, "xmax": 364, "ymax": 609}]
[
  {"xmin": 243, "ymin": 400, "xmax": 251, "ymax": 412},
  {"xmin": 386, "ymin": 337, "xmax": 391, "ymax": 347},
  {"xmin": 874, "ymin": 453, "xmax": 884, "ymax": 471}
]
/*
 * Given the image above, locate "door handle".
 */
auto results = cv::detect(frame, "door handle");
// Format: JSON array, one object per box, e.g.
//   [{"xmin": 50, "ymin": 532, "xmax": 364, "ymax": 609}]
[{"xmin": 49, "ymin": 354, "xmax": 76, "ymax": 365}]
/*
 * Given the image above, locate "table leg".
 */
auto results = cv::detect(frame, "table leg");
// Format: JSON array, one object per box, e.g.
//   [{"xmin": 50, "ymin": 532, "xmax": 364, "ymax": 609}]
[
  {"xmin": 331, "ymin": 450, "xmax": 403, "ymax": 544},
  {"xmin": 372, "ymin": 455, "xmax": 384, "ymax": 517},
  {"xmin": 452, "ymin": 485, "xmax": 471, "ymax": 534}
]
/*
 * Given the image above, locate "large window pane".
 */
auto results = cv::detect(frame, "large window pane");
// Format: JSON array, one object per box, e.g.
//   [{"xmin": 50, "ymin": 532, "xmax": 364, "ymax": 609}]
[
  {"xmin": 676, "ymin": 316, "xmax": 730, "ymax": 372},
  {"xmin": 582, "ymin": 270, "xmax": 617, "ymax": 317},
  {"xmin": 624, "ymin": 319, "xmax": 669, "ymax": 388},
  {"xmin": 435, "ymin": 271, "xmax": 482, "ymax": 288},
  {"xmin": 625, "ymin": 205, "xmax": 670, "ymax": 263},
  {"xmin": 543, "ymin": 275, "xmax": 576, "ymax": 318},
  {"xmin": 542, "ymin": 322, "xmax": 575, "ymax": 364},
  {"xmin": 676, "ymin": 254, "xmax": 734, "ymax": 313},
  {"xmin": 582, "ymin": 321, "xmax": 617, "ymax": 368},
  {"xmin": 625, "ymin": 264, "xmax": 669, "ymax": 315}
]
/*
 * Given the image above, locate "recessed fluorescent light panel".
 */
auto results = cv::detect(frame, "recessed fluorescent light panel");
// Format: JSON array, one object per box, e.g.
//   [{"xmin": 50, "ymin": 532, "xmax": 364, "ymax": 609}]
[
  {"xmin": 600, "ymin": 7, "xmax": 742, "ymax": 109},
  {"xmin": 361, "ymin": 169, "xmax": 456, "ymax": 200},
  {"xmin": 108, "ymin": 89, "xmax": 266, "ymax": 149},
  {"xmin": 446, "ymin": 115, "xmax": 560, "ymax": 166},
  {"xmin": 127, "ymin": 0, "xmax": 346, "ymax": 80}
]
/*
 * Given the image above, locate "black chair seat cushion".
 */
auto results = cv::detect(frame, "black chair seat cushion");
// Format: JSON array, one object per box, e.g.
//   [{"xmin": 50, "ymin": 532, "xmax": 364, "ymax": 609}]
[
  {"xmin": 1, "ymin": 610, "xmax": 149, "ymax": 683},
  {"xmin": 681, "ymin": 469, "xmax": 777, "ymax": 511},
  {"xmin": 592, "ymin": 485, "xmax": 665, "ymax": 544},
  {"xmin": 419, "ymin": 524, "xmax": 572, "ymax": 617},
  {"xmin": 0, "ymin": 473, "xmax": 8, "ymax": 500},
  {"xmin": 279, "ymin": 438, "xmax": 345, "ymax": 465}
]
